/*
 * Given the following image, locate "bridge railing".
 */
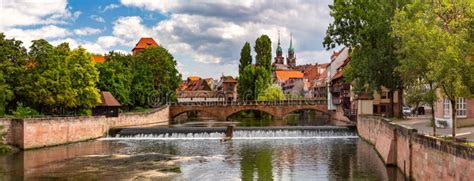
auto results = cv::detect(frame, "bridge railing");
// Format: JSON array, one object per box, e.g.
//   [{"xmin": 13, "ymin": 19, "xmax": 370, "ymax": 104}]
[{"xmin": 170, "ymin": 99, "xmax": 327, "ymax": 107}]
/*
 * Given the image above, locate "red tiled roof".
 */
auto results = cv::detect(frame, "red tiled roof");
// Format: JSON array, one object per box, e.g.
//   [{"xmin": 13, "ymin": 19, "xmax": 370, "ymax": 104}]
[
  {"xmin": 132, "ymin": 37, "xmax": 158, "ymax": 50},
  {"xmin": 99, "ymin": 91, "xmax": 121, "ymax": 106},
  {"xmin": 275, "ymin": 70, "xmax": 304, "ymax": 82},
  {"xmin": 332, "ymin": 71, "xmax": 343, "ymax": 80},
  {"xmin": 182, "ymin": 80, "xmax": 211, "ymax": 91},
  {"xmin": 92, "ymin": 55, "xmax": 106, "ymax": 63},
  {"xmin": 318, "ymin": 69, "xmax": 328, "ymax": 81}
]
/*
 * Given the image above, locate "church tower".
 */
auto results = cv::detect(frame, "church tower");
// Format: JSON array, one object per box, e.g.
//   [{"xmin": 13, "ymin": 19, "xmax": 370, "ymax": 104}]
[
  {"xmin": 286, "ymin": 34, "xmax": 296, "ymax": 68},
  {"xmin": 273, "ymin": 31, "xmax": 284, "ymax": 65}
]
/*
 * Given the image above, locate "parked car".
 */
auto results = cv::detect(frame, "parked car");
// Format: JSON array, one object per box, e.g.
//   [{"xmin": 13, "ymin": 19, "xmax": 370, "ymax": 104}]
[{"xmin": 403, "ymin": 106, "xmax": 411, "ymax": 116}]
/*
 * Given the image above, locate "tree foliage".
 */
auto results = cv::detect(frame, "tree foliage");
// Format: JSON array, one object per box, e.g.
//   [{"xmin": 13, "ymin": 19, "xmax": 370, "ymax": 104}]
[
  {"xmin": 133, "ymin": 46, "xmax": 182, "ymax": 106},
  {"xmin": 324, "ymin": 0, "xmax": 408, "ymax": 117},
  {"xmin": 239, "ymin": 42, "xmax": 252, "ymax": 74},
  {"xmin": 254, "ymin": 35, "xmax": 272, "ymax": 70},
  {"xmin": 258, "ymin": 85, "xmax": 285, "ymax": 101},
  {"xmin": 96, "ymin": 52, "xmax": 133, "ymax": 107},
  {"xmin": 68, "ymin": 47, "xmax": 101, "ymax": 109},
  {"xmin": 237, "ymin": 35, "xmax": 274, "ymax": 100},
  {"xmin": 254, "ymin": 66, "xmax": 272, "ymax": 97},
  {"xmin": 392, "ymin": 0, "xmax": 474, "ymax": 137},
  {"xmin": 0, "ymin": 35, "xmax": 183, "ymax": 116},
  {"xmin": 0, "ymin": 33, "xmax": 27, "ymax": 115},
  {"xmin": 238, "ymin": 65, "xmax": 256, "ymax": 100}
]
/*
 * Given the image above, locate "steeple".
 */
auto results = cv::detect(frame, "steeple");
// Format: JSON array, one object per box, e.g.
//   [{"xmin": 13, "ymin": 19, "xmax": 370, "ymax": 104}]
[
  {"xmin": 276, "ymin": 31, "xmax": 282, "ymax": 53},
  {"xmin": 273, "ymin": 30, "xmax": 284, "ymax": 66},
  {"xmin": 288, "ymin": 33, "xmax": 294, "ymax": 53},
  {"xmin": 286, "ymin": 33, "xmax": 296, "ymax": 68}
]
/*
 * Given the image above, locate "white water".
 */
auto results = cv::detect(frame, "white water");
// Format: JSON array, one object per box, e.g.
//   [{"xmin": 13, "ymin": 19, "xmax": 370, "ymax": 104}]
[{"xmin": 100, "ymin": 130, "xmax": 359, "ymax": 140}]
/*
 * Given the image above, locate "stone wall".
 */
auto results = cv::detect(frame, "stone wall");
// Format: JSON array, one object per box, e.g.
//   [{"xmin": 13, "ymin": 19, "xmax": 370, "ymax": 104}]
[
  {"xmin": 0, "ymin": 106, "xmax": 169, "ymax": 149},
  {"xmin": 358, "ymin": 115, "xmax": 473, "ymax": 180}
]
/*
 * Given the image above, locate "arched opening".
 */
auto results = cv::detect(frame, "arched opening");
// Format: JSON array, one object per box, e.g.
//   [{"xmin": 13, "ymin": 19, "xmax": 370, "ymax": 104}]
[
  {"xmin": 171, "ymin": 110, "xmax": 220, "ymax": 126},
  {"xmin": 226, "ymin": 109, "xmax": 275, "ymax": 127},
  {"xmin": 283, "ymin": 109, "xmax": 330, "ymax": 126}
]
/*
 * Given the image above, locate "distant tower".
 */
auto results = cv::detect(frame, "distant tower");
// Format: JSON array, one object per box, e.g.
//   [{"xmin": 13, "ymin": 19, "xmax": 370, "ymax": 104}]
[
  {"xmin": 286, "ymin": 34, "xmax": 296, "ymax": 68},
  {"xmin": 273, "ymin": 31, "xmax": 284, "ymax": 65}
]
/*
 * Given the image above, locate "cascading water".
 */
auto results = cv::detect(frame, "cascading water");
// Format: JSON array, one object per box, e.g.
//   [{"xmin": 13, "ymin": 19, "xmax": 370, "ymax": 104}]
[{"xmin": 102, "ymin": 127, "xmax": 358, "ymax": 140}]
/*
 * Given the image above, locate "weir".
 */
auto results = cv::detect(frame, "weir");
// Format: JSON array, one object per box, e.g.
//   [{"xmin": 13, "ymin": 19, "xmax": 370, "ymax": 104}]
[{"xmin": 104, "ymin": 126, "xmax": 358, "ymax": 140}]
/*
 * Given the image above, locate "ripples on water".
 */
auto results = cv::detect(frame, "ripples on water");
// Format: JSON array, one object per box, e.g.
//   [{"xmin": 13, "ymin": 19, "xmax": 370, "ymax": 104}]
[{"xmin": 0, "ymin": 129, "xmax": 403, "ymax": 180}]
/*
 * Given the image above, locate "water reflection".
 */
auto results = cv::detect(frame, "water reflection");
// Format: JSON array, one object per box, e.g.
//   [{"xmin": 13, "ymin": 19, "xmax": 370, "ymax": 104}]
[{"xmin": 0, "ymin": 137, "xmax": 404, "ymax": 180}]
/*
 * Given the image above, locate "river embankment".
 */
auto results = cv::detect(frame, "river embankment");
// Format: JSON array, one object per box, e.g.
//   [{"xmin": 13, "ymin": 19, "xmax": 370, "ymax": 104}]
[{"xmin": 357, "ymin": 115, "xmax": 473, "ymax": 180}]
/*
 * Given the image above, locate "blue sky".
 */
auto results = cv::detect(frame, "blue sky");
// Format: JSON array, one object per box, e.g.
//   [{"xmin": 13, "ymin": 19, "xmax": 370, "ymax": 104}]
[{"xmin": 1, "ymin": 0, "xmax": 334, "ymax": 79}]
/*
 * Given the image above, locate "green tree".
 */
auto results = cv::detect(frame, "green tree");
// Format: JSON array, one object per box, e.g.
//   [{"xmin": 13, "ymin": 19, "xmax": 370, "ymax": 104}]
[
  {"xmin": 254, "ymin": 66, "xmax": 272, "ymax": 98},
  {"xmin": 258, "ymin": 85, "xmax": 285, "ymax": 101},
  {"xmin": 392, "ymin": 0, "xmax": 474, "ymax": 137},
  {"xmin": 131, "ymin": 56, "xmax": 158, "ymax": 108},
  {"xmin": 254, "ymin": 35, "xmax": 273, "ymax": 99},
  {"xmin": 239, "ymin": 42, "xmax": 252, "ymax": 74},
  {"xmin": 23, "ymin": 40, "xmax": 75, "ymax": 112},
  {"xmin": 254, "ymin": 35, "xmax": 272, "ymax": 70},
  {"xmin": 324, "ymin": 0, "xmax": 408, "ymax": 117},
  {"xmin": 96, "ymin": 52, "xmax": 133, "ymax": 108},
  {"xmin": 0, "ymin": 34, "xmax": 28, "ymax": 115},
  {"xmin": 238, "ymin": 65, "xmax": 256, "ymax": 100},
  {"xmin": 134, "ymin": 46, "xmax": 181, "ymax": 106},
  {"xmin": 68, "ymin": 47, "xmax": 101, "ymax": 111}
]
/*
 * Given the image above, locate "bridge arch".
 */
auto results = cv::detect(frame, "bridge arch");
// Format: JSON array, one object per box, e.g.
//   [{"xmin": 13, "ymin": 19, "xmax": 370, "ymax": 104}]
[
  {"xmin": 226, "ymin": 109, "xmax": 276, "ymax": 121},
  {"xmin": 170, "ymin": 108, "xmax": 221, "ymax": 121}
]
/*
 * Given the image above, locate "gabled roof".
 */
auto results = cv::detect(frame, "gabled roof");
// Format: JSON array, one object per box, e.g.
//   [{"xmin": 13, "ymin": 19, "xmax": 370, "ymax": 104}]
[
  {"xmin": 332, "ymin": 71, "xmax": 344, "ymax": 80},
  {"xmin": 222, "ymin": 76, "xmax": 237, "ymax": 83},
  {"xmin": 180, "ymin": 79, "xmax": 212, "ymax": 91},
  {"xmin": 132, "ymin": 37, "xmax": 158, "ymax": 51},
  {"xmin": 99, "ymin": 91, "xmax": 121, "ymax": 107},
  {"xmin": 275, "ymin": 70, "xmax": 304, "ymax": 82},
  {"xmin": 92, "ymin": 55, "xmax": 106, "ymax": 63}
]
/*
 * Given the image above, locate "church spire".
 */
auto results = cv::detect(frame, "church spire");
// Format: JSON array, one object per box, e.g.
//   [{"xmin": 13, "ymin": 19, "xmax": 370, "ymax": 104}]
[
  {"xmin": 276, "ymin": 30, "xmax": 282, "ymax": 54},
  {"xmin": 288, "ymin": 33, "xmax": 294, "ymax": 53}
]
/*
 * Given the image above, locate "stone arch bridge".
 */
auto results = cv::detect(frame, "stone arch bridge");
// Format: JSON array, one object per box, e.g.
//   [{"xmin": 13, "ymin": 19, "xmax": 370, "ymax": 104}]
[{"xmin": 169, "ymin": 99, "xmax": 328, "ymax": 121}]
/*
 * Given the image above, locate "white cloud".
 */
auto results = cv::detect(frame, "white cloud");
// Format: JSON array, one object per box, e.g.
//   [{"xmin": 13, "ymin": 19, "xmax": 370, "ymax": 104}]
[
  {"xmin": 96, "ymin": 36, "xmax": 125, "ymax": 48},
  {"xmin": 119, "ymin": 0, "xmax": 334, "ymax": 69},
  {"xmin": 120, "ymin": 0, "xmax": 178, "ymax": 13},
  {"xmin": 0, "ymin": 0, "xmax": 78, "ymax": 30},
  {"xmin": 74, "ymin": 27, "xmax": 102, "ymax": 36},
  {"xmin": 90, "ymin": 15, "xmax": 105, "ymax": 23},
  {"xmin": 112, "ymin": 16, "xmax": 152, "ymax": 40},
  {"xmin": 4, "ymin": 25, "xmax": 71, "ymax": 47},
  {"xmin": 101, "ymin": 4, "xmax": 120, "ymax": 12}
]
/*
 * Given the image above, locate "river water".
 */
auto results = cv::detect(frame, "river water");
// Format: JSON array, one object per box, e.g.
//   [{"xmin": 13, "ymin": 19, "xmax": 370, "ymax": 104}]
[{"xmin": 0, "ymin": 127, "xmax": 404, "ymax": 180}]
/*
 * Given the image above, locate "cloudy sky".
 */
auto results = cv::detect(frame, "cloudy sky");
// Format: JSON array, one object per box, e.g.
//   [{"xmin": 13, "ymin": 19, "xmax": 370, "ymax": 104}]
[{"xmin": 1, "ymin": 0, "xmax": 334, "ymax": 79}]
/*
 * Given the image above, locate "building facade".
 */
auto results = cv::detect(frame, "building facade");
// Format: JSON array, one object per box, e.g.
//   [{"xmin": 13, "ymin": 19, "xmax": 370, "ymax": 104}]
[{"xmin": 434, "ymin": 95, "xmax": 474, "ymax": 128}]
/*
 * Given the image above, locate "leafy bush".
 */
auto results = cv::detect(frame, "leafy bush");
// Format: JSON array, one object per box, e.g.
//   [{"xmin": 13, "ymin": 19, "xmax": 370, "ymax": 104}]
[
  {"xmin": 12, "ymin": 103, "xmax": 40, "ymax": 118},
  {"xmin": 78, "ymin": 109, "xmax": 92, "ymax": 116}
]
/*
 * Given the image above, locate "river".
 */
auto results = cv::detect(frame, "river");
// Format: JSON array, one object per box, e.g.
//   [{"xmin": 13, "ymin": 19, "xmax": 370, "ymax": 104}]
[{"xmin": 0, "ymin": 113, "xmax": 404, "ymax": 180}]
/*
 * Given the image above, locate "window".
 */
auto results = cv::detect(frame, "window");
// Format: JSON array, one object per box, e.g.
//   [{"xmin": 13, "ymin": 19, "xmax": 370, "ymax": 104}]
[
  {"xmin": 380, "ymin": 105, "xmax": 387, "ymax": 113},
  {"xmin": 444, "ymin": 98, "xmax": 450, "ymax": 118},
  {"xmin": 381, "ymin": 91, "xmax": 387, "ymax": 99},
  {"xmin": 373, "ymin": 105, "xmax": 378, "ymax": 113},
  {"xmin": 457, "ymin": 97, "xmax": 467, "ymax": 117},
  {"xmin": 444, "ymin": 97, "xmax": 467, "ymax": 117}
]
